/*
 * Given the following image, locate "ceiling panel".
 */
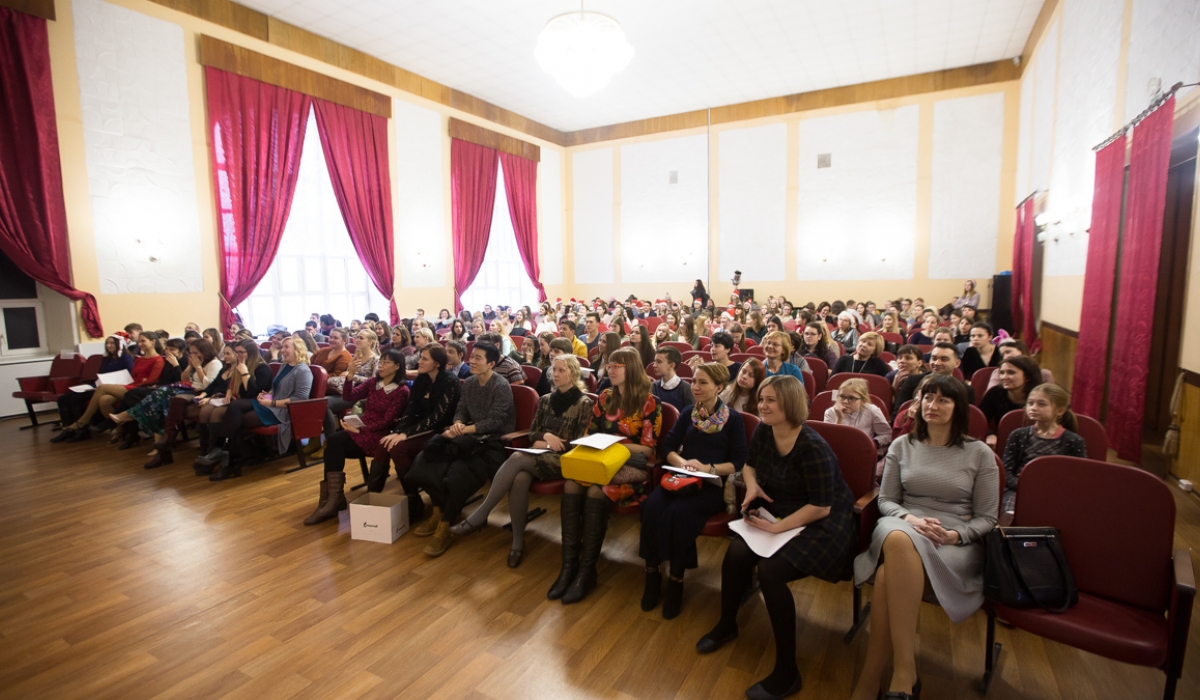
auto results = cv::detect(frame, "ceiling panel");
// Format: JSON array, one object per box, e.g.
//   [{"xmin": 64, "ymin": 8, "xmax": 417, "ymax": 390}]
[{"xmin": 235, "ymin": 0, "xmax": 1044, "ymax": 132}]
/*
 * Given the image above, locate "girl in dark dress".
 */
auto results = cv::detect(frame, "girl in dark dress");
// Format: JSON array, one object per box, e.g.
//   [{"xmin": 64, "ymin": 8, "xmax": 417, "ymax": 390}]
[
  {"xmin": 696, "ymin": 375, "xmax": 856, "ymax": 700},
  {"xmin": 1001, "ymin": 383, "xmax": 1087, "ymax": 512},
  {"xmin": 639, "ymin": 363, "xmax": 748, "ymax": 620}
]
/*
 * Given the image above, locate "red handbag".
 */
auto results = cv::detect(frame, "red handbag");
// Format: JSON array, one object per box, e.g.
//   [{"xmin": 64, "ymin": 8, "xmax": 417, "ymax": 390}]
[{"xmin": 660, "ymin": 471, "xmax": 702, "ymax": 496}]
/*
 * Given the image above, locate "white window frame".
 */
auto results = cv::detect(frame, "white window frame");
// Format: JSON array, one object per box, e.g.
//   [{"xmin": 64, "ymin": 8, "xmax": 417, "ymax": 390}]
[{"xmin": 0, "ymin": 299, "xmax": 48, "ymax": 358}]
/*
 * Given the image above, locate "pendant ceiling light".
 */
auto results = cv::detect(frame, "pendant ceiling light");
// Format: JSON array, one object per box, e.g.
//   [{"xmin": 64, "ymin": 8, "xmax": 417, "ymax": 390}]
[{"xmin": 535, "ymin": 4, "xmax": 634, "ymax": 98}]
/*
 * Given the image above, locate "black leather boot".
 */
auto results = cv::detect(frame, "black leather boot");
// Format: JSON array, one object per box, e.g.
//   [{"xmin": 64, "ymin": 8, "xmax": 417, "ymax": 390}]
[
  {"xmin": 547, "ymin": 492, "xmax": 585, "ymax": 600},
  {"xmin": 562, "ymin": 496, "xmax": 609, "ymax": 604}
]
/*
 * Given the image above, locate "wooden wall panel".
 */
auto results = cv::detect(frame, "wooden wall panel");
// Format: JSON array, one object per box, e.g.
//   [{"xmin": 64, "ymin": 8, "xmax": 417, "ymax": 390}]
[
  {"xmin": 450, "ymin": 118, "xmax": 539, "ymax": 162},
  {"xmin": 1172, "ymin": 376, "xmax": 1200, "ymax": 483},
  {"xmin": 152, "ymin": 0, "xmax": 267, "ymax": 40},
  {"xmin": 1038, "ymin": 322, "xmax": 1078, "ymax": 394},
  {"xmin": 199, "ymin": 35, "xmax": 391, "ymax": 118},
  {"xmin": 0, "ymin": 0, "xmax": 55, "ymax": 20}
]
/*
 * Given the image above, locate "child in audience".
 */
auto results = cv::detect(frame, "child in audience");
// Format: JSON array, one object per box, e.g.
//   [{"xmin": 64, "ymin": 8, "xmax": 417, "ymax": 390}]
[{"xmin": 1001, "ymin": 383, "xmax": 1087, "ymax": 512}]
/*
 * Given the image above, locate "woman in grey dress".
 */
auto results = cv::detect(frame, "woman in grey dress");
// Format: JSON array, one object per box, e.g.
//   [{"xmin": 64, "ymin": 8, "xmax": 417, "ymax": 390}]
[{"xmin": 850, "ymin": 374, "xmax": 999, "ymax": 700}]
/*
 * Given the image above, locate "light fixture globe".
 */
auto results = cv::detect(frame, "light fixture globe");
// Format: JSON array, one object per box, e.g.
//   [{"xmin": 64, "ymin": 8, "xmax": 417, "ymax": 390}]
[{"xmin": 535, "ymin": 10, "xmax": 634, "ymax": 98}]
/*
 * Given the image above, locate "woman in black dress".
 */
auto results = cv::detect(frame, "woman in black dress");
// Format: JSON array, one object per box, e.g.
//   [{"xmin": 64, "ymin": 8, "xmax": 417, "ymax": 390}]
[
  {"xmin": 980, "ymin": 355, "xmax": 1043, "ymax": 446},
  {"xmin": 696, "ymin": 375, "xmax": 856, "ymax": 700}
]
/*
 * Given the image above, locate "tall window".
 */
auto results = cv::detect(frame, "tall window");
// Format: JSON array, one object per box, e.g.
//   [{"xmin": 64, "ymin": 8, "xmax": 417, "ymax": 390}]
[
  {"xmin": 460, "ymin": 167, "xmax": 540, "ymax": 313},
  {"xmin": 240, "ymin": 108, "xmax": 385, "ymax": 332}
]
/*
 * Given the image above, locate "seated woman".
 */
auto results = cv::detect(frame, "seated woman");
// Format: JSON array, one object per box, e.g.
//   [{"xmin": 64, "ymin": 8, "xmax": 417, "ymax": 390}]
[
  {"xmin": 303, "ymin": 350, "xmax": 410, "ymax": 525},
  {"xmin": 593, "ymin": 331, "xmax": 623, "ymax": 393},
  {"xmin": 696, "ymin": 375, "xmax": 856, "ymax": 700},
  {"xmin": 629, "ymin": 326, "xmax": 656, "ymax": 368},
  {"xmin": 678, "ymin": 313, "xmax": 701, "ymax": 350},
  {"xmin": 654, "ymin": 322, "xmax": 677, "ymax": 345},
  {"xmin": 549, "ymin": 346, "xmax": 662, "ymax": 605},
  {"xmin": 987, "ymin": 339, "xmax": 1055, "ymax": 389},
  {"xmin": 890, "ymin": 375, "xmax": 932, "ymax": 440},
  {"xmin": 831, "ymin": 332, "xmax": 890, "ymax": 377},
  {"xmin": 953, "ymin": 315, "xmax": 973, "ymax": 345},
  {"xmin": 405, "ymin": 342, "xmax": 515, "ymax": 557},
  {"xmin": 293, "ymin": 330, "xmax": 319, "ymax": 355},
  {"xmin": 690, "ymin": 331, "xmax": 741, "ymax": 381},
  {"xmin": 1001, "ymin": 383, "xmax": 1086, "ymax": 513},
  {"xmin": 58, "ymin": 332, "xmax": 166, "ymax": 443},
  {"xmin": 800, "ymin": 322, "xmax": 840, "ymax": 368},
  {"xmin": 451, "ymin": 354, "xmax": 595, "ymax": 567},
  {"xmin": 434, "ymin": 309, "xmax": 453, "ymax": 330},
  {"xmin": 725, "ymin": 322, "xmax": 748, "ymax": 353},
  {"xmin": 641, "ymin": 363, "xmax": 747, "ymax": 620},
  {"xmin": 448, "ymin": 319, "xmax": 470, "ymax": 342},
  {"xmin": 745, "ymin": 311, "xmax": 768, "ymax": 344},
  {"xmin": 951, "ymin": 279, "xmax": 981, "ymax": 313},
  {"xmin": 760, "ymin": 331, "xmax": 805, "ymax": 383},
  {"xmin": 51, "ymin": 335, "xmax": 133, "ymax": 443},
  {"xmin": 192, "ymin": 339, "xmax": 273, "ymax": 472},
  {"xmin": 980, "ymin": 355, "xmax": 1043, "ymax": 446},
  {"xmin": 959, "ymin": 322, "xmax": 1000, "ymax": 379},
  {"xmin": 906, "ymin": 315, "xmax": 939, "ymax": 346},
  {"xmin": 208, "ymin": 337, "xmax": 312, "ymax": 481},
  {"xmin": 370, "ymin": 344, "xmax": 461, "ymax": 493},
  {"xmin": 831, "ymin": 311, "xmax": 860, "ymax": 355},
  {"xmin": 765, "ymin": 315, "xmax": 786, "ymax": 336},
  {"xmin": 112, "ymin": 339, "xmax": 221, "ymax": 464},
  {"xmin": 202, "ymin": 328, "xmax": 224, "ymax": 357},
  {"xmin": 720, "ymin": 358, "xmax": 765, "ymax": 416},
  {"xmin": 534, "ymin": 338, "xmax": 574, "ymax": 396},
  {"xmin": 886, "ymin": 345, "xmax": 925, "ymax": 413},
  {"xmin": 850, "ymin": 374, "xmax": 999, "ymax": 700},
  {"xmin": 327, "ymin": 329, "xmax": 379, "ymax": 396},
  {"xmin": 824, "ymin": 378, "xmax": 892, "ymax": 475},
  {"xmin": 878, "ymin": 312, "xmax": 902, "ymax": 339}
]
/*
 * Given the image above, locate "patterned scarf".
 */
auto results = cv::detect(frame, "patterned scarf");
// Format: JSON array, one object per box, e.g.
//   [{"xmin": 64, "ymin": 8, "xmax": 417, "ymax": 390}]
[{"xmin": 692, "ymin": 399, "xmax": 730, "ymax": 434}]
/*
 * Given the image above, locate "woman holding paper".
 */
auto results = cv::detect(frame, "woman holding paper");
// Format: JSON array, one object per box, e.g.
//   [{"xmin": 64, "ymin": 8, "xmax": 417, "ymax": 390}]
[
  {"xmin": 303, "ymin": 349, "xmax": 410, "ymax": 525},
  {"xmin": 640, "ymin": 362, "xmax": 747, "ymax": 620},
  {"xmin": 450, "ymin": 354, "xmax": 594, "ymax": 567},
  {"xmin": 57, "ymin": 331, "xmax": 166, "ymax": 442},
  {"xmin": 51, "ymin": 335, "xmax": 133, "ymax": 443},
  {"xmin": 191, "ymin": 339, "xmax": 274, "ymax": 472},
  {"xmin": 549, "ymin": 346, "xmax": 662, "ymax": 605},
  {"xmin": 696, "ymin": 375, "xmax": 855, "ymax": 700},
  {"xmin": 849, "ymin": 374, "xmax": 998, "ymax": 700}
]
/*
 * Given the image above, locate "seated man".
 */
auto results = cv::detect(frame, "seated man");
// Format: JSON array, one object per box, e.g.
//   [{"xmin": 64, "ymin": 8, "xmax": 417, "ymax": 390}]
[
  {"xmin": 476, "ymin": 332, "xmax": 525, "ymax": 386},
  {"xmin": 583, "ymin": 312, "xmax": 603, "ymax": 358},
  {"xmin": 650, "ymin": 346, "xmax": 694, "ymax": 412},
  {"xmin": 444, "ymin": 339, "xmax": 471, "ymax": 379},
  {"xmin": 405, "ymin": 342, "xmax": 515, "ymax": 557},
  {"xmin": 558, "ymin": 318, "xmax": 588, "ymax": 359},
  {"xmin": 894, "ymin": 341, "xmax": 960, "ymax": 410}
]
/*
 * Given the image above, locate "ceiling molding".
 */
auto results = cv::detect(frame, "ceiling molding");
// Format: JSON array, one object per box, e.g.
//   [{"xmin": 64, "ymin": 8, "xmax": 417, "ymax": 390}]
[
  {"xmin": 450, "ymin": 118, "xmax": 540, "ymax": 162},
  {"xmin": 1019, "ymin": 0, "xmax": 1060, "ymax": 76},
  {"xmin": 146, "ymin": 0, "xmax": 568, "ymax": 146},
  {"xmin": 0, "ymin": 0, "xmax": 55, "ymax": 20},
  {"xmin": 199, "ymin": 34, "xmax": 391, "ymax": 118},
  {"xmin": 563, "ymin": 59, "xmax": 1022, "ymax": 147}
]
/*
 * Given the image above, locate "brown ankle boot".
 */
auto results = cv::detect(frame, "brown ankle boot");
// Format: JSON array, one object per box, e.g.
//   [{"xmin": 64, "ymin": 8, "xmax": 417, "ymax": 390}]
[
  {"xmin": 413, "ymin": 506, "xmax": 443, "ymax": 537},
  {"xmin": 423, "ymin": 521, "xmax": 452, "ymax": 557},
  {"xmin": 143, "ymin": 448, "xmax": 173, "ymax": 470},
  {"xmin": 304, "ymin": 472, "xmax": 346, "ymax": 525}
]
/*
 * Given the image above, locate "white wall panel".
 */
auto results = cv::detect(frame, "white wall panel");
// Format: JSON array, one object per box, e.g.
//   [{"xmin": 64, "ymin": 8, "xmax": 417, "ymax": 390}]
[
  {"xmin": 797, "ymin": 105, "xmax": 919, "ymax": 281},
  {"xmin": 1016, "ymin": 70, "xmax": 1034, "ymax": 204},
  {"xmin": 572, "ymin": 148, "xmax": 614, "ymax": 284},
  {"xmin": 1046, "ymin": 0, "xmax": 1123, "ymax": 277},
  {"xmin": 1125, "ymin": 0, "xmax": 1200, "ymax": 122},
  {"xmin": 1029, "ymin": 19, "xmax": 1058, "ymax": 194},
  {"xmin": 930, "ymin": 93, "xmax": 1005, "ymax": 279},
  {"xmin": 73, "ymin": 0, "xmax": 202, "ymax": 294},
  {"xmin": 718, "ymin": 123, "xmax": 786, "ymax": 283},
  {"xmin": 538, "ymin": 149, "xmax": 564, "ymax": 285},
  {"xmin": 620, "ymin": 134, "xmax": 708, "ymax": 284},
  {"xmin": 394, "ymin": 100, "xmax": 446, "ymax": 288}
]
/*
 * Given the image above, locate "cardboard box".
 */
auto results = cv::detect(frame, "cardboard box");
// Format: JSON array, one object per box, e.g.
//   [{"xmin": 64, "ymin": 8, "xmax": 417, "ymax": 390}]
[{"xmin": 349, "ymin": 493, "xmax": 408, "ymax": 543}]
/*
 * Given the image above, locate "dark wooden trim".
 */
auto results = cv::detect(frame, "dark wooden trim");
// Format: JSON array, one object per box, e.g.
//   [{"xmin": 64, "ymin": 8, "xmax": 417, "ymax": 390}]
[
  {"xmin": 449, "ymin": 118, "xmax": 539, "ymax": 162},
  {"xmin": 0, "ymin": 0, "xmax": 55, "ymax": 21},
  {"xmin": 1040, "ymin": 320, "xmax": 1079, "ymax": 339},
  {"xmin": 1018, "ymin": 0, "xmax": 1059, "ymax": 77},
  {"xmin": 563, "ymin": 60, "xmax": 1020, "ymax": 146},
  {"xmin": 199, "ymin": 35, "xmax": 390, "ymax": 119},
  {"xmin": 1184, "ymin": 369, "xmax": 1200, "ymax": 389}
]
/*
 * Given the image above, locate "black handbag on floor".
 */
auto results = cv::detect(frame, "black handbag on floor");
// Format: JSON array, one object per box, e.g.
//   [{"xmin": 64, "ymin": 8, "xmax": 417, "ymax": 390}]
[{"xmin": 984, "ymin": 526, "xmax": 1078, "ymax": 612}]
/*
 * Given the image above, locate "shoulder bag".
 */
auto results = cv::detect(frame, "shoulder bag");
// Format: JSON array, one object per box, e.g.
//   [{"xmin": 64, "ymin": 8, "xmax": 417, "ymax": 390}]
[{"xmin": 984, "ymin": 526, "xmax": 1078, "ymax": 613}]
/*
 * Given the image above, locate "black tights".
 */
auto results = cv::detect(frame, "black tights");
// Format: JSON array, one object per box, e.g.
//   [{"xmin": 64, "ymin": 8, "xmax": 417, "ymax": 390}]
[
  {"xmin": 322, "ymin": 430, "xmax": 365, "ymax": 474},
  {"xmin": 714, "ymin": 536, "xmax": 808, "ymax": 693},
  {"xmin": 213, "ymin": 399, "xmax": 264, "ymax": 464}
]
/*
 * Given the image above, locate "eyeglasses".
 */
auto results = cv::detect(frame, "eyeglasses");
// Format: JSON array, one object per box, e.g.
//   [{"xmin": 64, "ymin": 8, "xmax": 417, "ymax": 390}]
[{"xmin": 837, "ymin": 395, "xmax": 863, "ymax": 403}]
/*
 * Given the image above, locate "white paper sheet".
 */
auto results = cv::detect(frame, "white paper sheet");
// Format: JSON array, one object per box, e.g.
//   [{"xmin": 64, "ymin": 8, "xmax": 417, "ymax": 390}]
[
  {"xmin": 69, "ymin": 384, "xmax": 95, "ymax": 393},
  {"xmin": 341, "ymin": 414, "xmax": 365, "ymax": 429},
  {"xmin": 663, "ymin": 465, "xmax": 721, "ymax": 479},
  {"xmin": 570, "ymin": 433, "xmax": 625, "ymax": 450},
  {"xmin": 507, "ymin": 447, "xmax": 550, "ymax": 454},
  {"xmin": 96, "ymin": 369, "xmax": 134, "ymax": 386},
  {"xmin": 728, "ymin": 510, "xmax": 805, "ymax": 558}
]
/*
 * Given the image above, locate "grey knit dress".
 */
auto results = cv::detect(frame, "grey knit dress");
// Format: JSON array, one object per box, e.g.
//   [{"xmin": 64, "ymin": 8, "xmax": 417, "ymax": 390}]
[{"xmin": 853, "ymin": 436, "xmax": 999, "ymax": 623}]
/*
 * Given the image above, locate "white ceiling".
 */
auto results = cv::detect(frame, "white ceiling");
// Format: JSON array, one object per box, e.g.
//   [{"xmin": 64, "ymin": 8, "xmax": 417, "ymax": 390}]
[{"xmin": 236, "ymin": 0, "xmax": 1045, "ymax": 133}]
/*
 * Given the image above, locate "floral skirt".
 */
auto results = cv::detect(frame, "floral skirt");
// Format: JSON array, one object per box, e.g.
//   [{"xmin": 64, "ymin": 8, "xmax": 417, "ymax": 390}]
[{"xmin": 128, "ymin": 385, "xmax": 194, "ymax": 435}]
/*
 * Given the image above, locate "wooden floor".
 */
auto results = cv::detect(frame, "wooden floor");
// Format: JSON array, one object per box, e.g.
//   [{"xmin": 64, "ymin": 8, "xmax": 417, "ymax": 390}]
[{"xmin": 0, "ymin": 416, "xmax": 1197, "ymax": 700}]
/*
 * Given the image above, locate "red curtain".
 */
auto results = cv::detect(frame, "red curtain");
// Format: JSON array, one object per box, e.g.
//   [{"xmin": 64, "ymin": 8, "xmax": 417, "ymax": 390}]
[
  {"xmin": 499, "ymin": 152, "xmax": 548, "ymax": 303},
  {"xmin": 1071, "ymin": 135, "xmax": 1126, "ymax": 419},
  {"xmin": 204, "ymin": 67, "xmax": 311, "ymax": 331},
  {"xmin": 0, "ymin": 9, "xmax": 103, "ymax": 338},
  {"xmin": 450, "ymin": 138, "xmax": 499, "ymax": 312},
  {"xmin": 1011, "ymin": 198, "xmax": 1037, "ymax": 348},
  {"xmin": 1107, "ymin": 97, "xmax": 1175, "ymax": 462},
  {"xmin": 312, "ymin": 99, "xmax": 398, "ymax": 325}
]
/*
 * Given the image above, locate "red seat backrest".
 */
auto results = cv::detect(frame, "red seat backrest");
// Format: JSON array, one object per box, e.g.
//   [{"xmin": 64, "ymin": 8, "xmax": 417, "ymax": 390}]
[
  {"xmin": 1015, "ymin": 456, "xmax": 1174, "ymax": 613},
  {"xmin": 48, "ymin": 355, "xmax": 84, "ymax": 378},
  {"xmin": 806, "ymin": 357, "xmax": 829, "ymax": 393},
  {"xmin": 994, "ymin": 409, "xmax": 1028, "ymax": 456},
  {"xmin": 971, "ymin": 367, "xmax": 996, "ymax": 404},
  {"xmin": 827, "ymin": 372, "xmax": 893, "ymax": 408},
  {"xmin": 79, "ymin": 355, "xmax": 105, "ymax": 382},
  {"xmin": 801, "ymin": 371, "xmax": 815, "ymax": 402},
  {"xmin": 512, "ymin": 384, "xmax": 539, "ymax": 431},
  {"xmin": 288, "ymin": 399, "xmax": 328, "ymax": 440},
  {"xmin": 645, "ymin": 317, "xmax": 663, "ymax": 332},
  {"xmin": 308, "ymin": 365, "xmax": 328, "ymax": 399},
  {"xmin": 804, "ymin": 420, "xmax": 876, "ymax": 502},
  {"xmin": 881, "ymin": 332, "xmax": 905, "ymax": 347},
  {"xmin": 745, "ymin": 346, "xmax": 766, "ymax": 357},
  {"xmin": 697, "ymin": 336, "xmax": 712, "ymax": 349},
  {"xmin": 674, "ymin": 362, "xmax": 693, "ymax": 378},
  {"xmin": 870, "ymin": 395, "xmax": 891, "ymax": 422},
  {"xmin": 659, "ymin": 341, "xmax": 693, "ymax": 353},
  {"xmin": 576, "ymin": 356, "xmax": 591, "ymax": 369},
  {"xmin": 1075, "ymin": 414, "xmax": 1108, "ymax": 461},
  {"xmin": 740, "ymin": 411, "xmax": 760, "ymax": 444},
  {"xmin": 968, "ymin": 404, "xmax": 988, "ymax": 441},
  {"xmin": 270, "ymin": 362, "xmax": 282, "ymax": 377},
  {"xmin": 521, "ymin": 365, "xmax": 542, "ymax": 387},
  {"xmin": 811, "ymin": 390, "xmax": 836, "ymax": 420}
]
